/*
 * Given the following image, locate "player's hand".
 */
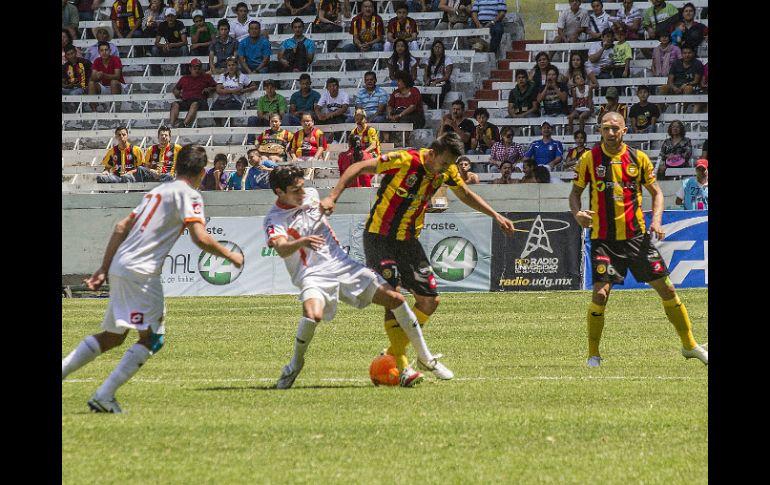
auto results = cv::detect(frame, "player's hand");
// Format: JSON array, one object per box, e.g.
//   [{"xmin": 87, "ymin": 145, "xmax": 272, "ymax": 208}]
[
  {"xmin": 496, "ymin": 214, "xmax": 515, "ymax": 234},
  {"xmin": 302, "ymin": 235, "xmax": 326, "ymax": 250},
  {"xmin": 649, "ymin": 222, "xmax": 665, "ymax": 240},
  {"xmin": 84, "ymin": 267, "xmax": 108, "ymax": 291},
  {"xmin": 319, "ymin": 196, "xmax": 336, "ymax": 215},
  {"xmin": 575, "ymin": 210, "xmax": 594, "ymax": 229},
  {"xmin": 228, "ymin": 252, "xmax": 244, "ymax": 268}
]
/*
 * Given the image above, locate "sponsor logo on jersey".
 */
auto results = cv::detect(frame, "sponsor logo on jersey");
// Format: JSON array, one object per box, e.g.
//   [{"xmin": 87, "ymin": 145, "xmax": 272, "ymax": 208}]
[{"xmin": 130, "ymin": 312, "xmax": 144, "ymax": 325}]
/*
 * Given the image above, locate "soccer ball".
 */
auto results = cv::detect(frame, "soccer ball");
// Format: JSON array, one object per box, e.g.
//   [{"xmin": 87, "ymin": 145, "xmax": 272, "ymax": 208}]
[{"xmin": 369, "ymin": 354, "xmax": 399, "ymax": 386}]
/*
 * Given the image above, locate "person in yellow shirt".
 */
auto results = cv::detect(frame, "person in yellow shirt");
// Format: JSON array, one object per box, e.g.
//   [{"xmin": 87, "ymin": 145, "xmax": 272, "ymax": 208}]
[{"xmin": 97, "ymin": 126, "xmax": 145, "ymax": 183}]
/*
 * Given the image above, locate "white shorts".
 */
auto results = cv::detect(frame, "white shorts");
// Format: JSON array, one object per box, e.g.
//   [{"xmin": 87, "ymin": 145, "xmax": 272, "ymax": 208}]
[
  {"xmin": 300, "ymin": 259, "xmax": 386, "ymax": 321},
  {"xmin": 95, "ymin": 82, "xmax": 128, "ymax": 94},
  {"xmin": 101, "ymin": 272, "xmax": 166, "ymax": 335}
]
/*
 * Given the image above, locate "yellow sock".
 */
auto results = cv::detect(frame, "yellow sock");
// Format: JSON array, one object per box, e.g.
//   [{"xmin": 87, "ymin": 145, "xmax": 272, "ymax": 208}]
[
  {"xmin": 412, "ymin": 307, "xmax": 430, "ymax": 328},
  {"xmin": 384, "ymin": 319, "xmax": 409, "ymax": 371},
  {"xmin": 662, "ymin": 296, "xmax": 697, "ymax": 350},
  {"xmin": 587, "ymin": 302, "xmax": 605, "ymax": 357}
]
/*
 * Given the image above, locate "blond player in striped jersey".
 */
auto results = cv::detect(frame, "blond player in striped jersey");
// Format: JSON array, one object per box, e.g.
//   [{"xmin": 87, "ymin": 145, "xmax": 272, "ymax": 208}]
[
  {"xmin": 264, "ymin": 165, "xmax": 451, "ymax": 389},
  {"xmin": 62, "ymin": 145, "xmax": 244, "ymax": 413}
]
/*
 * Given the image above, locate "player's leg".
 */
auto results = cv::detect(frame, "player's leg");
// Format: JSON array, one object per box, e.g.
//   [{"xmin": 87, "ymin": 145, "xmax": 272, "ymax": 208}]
[
  {"xmin": 277, "ymin": 295, "xmax": 325, "ymax": 389},
  {"xmin": 648, "ymin": 277, "xmax": 708, "ymax": 365},
  {"xmin": 586, "ymin": 240, "xmax": 625, "ymax": 367},
  {"xmin": 587, "ymin": 282, "xmax": 612, "ymax": 367},
  {"xmin": 62, "ymin": 330, "xmax": 128, "ymax": 380}
]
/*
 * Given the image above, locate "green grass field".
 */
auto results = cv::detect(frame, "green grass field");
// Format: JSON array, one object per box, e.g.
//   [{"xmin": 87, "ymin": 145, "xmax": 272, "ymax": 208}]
[{"xmin": 62, "ymin": 290, "xmax": 708, "ymax": 484}]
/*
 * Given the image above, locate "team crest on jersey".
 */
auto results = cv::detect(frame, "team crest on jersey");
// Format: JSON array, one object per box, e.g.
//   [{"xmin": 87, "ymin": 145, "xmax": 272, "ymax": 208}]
[
  {"xmin": 626, "ymin": 164, "xmax": 639, "ymax": 177},
  {"xmin": 595, "ymin": 181, "xmax": 606, "ymax": 192},
  {"xmin": 130, "ymin": 312, "xmax": 144, "ymax": 325},
  {"xmin": 596, "ymin": 264, "xmax": 607, "ymax": 274},
  {"xmin": 267, "ymin": 224, "xmax": 276, "ymax": 236},
  {"xmin": 192, "ymin": 202, "xmax": 202, "ymax": 214},
  {"xmin": 382, "ymin": 268, "xmax": 393, "ymax": 280},
  {"xmin": 406, "ymin": 174, "xmax": 418, "ymax": 187},
  {"xmin": 596, "ymin": 166, "xmax": 606, "ymax": 178}
]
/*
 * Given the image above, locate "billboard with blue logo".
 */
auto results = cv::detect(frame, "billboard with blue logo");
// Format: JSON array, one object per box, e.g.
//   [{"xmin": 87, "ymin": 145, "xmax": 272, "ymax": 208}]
[{"xmin": 583, "ymin": 211, "xmax": 708, "ymax": 289}]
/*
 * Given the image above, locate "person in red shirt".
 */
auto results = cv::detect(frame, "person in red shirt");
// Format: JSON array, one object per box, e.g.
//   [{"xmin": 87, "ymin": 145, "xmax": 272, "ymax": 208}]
[
  {"xmin": 88, "ymin": 41, "xmax": 126, "ymax": 112},
  {"xmin": 169, "ymin": 58, "xmax": 217, "ymax": 128},
  {"xmin": 337, "ymin": 134, "xmax": 374, "ymax": 187}
]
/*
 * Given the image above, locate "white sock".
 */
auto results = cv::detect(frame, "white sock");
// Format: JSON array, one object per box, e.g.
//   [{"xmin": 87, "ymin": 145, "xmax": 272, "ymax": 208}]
[
  {"xmin": 391, "ymin": 303, "xmax": 434, "ymax": 365},
  {"xmin": 94, "ymin": 344, "xmax": 151, "ymax": 400},
  {"xmin": 62, "ymin": 335, "xmax": 101, "ymax": 380},
  {"xmin": 290, "ymin": 317, "xmax": 317, "ymax": 370}
]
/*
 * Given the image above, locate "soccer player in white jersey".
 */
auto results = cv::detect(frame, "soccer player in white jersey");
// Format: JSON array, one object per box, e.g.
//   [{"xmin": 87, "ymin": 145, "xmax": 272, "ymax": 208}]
[
  {"xmin": 61, "ymin": 145, "xmax": 244, "ymax": 413},
  {"xmin": 264, "ymin": 165, "xmax": 453, "ymax": 389}
]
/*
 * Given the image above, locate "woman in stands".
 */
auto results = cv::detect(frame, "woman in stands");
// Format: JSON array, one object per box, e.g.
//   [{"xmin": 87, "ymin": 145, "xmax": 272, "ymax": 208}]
[
  {"xmin": 257, "ymin": 113, "xmax": 295, "ymax": 164},
  {"xmin": 566, "ymin": 52, "xmax": 599, "ymax": 92},
  {"xmin": 211, "ymin": 57, "xmax": 256, "ymax": 125},
  {"xmin": 529, "ymin": 51, "xmax": 568, "ymax": 89},
  {"xmin": 387, "ymin": 38, "xmax": 419, "ymax": 87},
  {"xmin": 422, "ymin": 40, "xmax": 453, "ymax": 109},
  {"xmin": 488, "ymin": 126, "xmax": 526, "ymax": 174},
  {"xmin": 351, "ymin": 108, "xmax": 381, "ymax": 156},
  {"xmin": 658, "ymin": 120, "xmax": 693, "ymax": 180},
  {"xmin": 613, "ymin": 0, "xmax": 643, "ymax": 40},
  {"xmin": 680, "ymin": 2, "xmax": 708, "ymax": 50},
  {"xmin": 337, "ymin": 134, "xmax": 374, "ymax": 188},
  {"xmin": 387, "ymin": 70, "xmax": 426, "ymax": 129}
]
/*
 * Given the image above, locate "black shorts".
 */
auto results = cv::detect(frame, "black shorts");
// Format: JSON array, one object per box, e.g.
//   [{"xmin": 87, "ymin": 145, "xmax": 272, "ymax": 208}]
[
  {"xmin": 364, "ymin": 232, "xmax": 438, "ymax": 297},
  {"xmin": 591, "ymin": 233, "xmax": 670, "ymax": 285},
  {"xmin": 175, "ymin": 98, "xmax": 209, "ymax": 111}
]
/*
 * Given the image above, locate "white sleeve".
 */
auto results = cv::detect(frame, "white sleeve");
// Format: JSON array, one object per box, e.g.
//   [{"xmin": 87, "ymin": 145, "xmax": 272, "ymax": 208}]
[
  {"xmin": 445, "ymin": 56, "xmax": 454, "ymax": 67},
  {"xmin": 557, "ymin": 11, "xmax": 567, "ymax": 29},
  {"xmin": 341, "ymin": 91, "xmax": 351, "ymax": 104},
  {"xmin": 318, "ymin": 91, "xmax": 329, "ymax": 107},
  {"xmin": 675, "ymin": 184, "xmax": 685, "ymax": 200},
  {"xmin": 177, "ymin": 187, "xmax": 206, "ymax": 225}
]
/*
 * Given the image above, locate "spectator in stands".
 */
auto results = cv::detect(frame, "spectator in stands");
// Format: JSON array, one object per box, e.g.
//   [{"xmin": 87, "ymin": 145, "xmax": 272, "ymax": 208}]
[
  {"xmin": 151, "ymin": 8, "xmax": 190, "ymax": 76},
  {"xmin": 529, "ymin": 52, "xmax": 568, "ymax": 89},
  {"xmin": 643, "ymin": 0, "xmax": 679, "ymax": 40},
  {"xmin": 315, "ymin": 77, "xmax": 350, "ymax": 141},
  {"xmin": 613, "ymin": 0, "xmax": 643, "ymax": 40},
  {"xmin": 245, "ymin": 149, "xmax": 278, "ymax": 189},
  {"xmin": 563, "ymin": 129, "xmax": 587, "ymax": 171},
  {"xmin": 553, "ymin": 0, "xmax": 589, "ymax": 43},
  {"xmin": 437, "ymin": 0, "xmax": 472, "ymax": 31},
  {"xmin": 140, "ymin": 125, "xmax": 181, "ymax": 181},
  {"xmin": 456, "ymin": 156, "xmax": 480, "ymax": 184},
  {"xmin": 386, "ymin": 70, "xmax": 425, "ymax": 129},
  {"xmin": 85, "ymin": 28, "xmax": 120, "ymax": 63},
  {"xmin": 385, "ymin": 3, "xmax": 419, "ymax": 52},
  {"xmin": 659, "ymin": 44, "xmax": 703, "ymax": 98},
  {"xmin": 62, "ymin": 0, "xmax": 80, "ymax": 39},
  {"xmin": 289, "ymin": 112, "xmax": 328, "ymax": 162},
  {"xmin": 566, "ymin": 52, "xmax": 599, "ymax": 92},
  {"xmin": 518, "ymin": 158, "xmax": 538, "ymax": 183},
  {"xmin": 700, "ymin": 62, "xmax": 707, "ymax": 94},
  {"xmin": 628, "ymin": 85, "xmax": 659, "ymax": 133},
  {"xmin": 256, "ymin": 113, "xmax": 295, "ymax": 163},
  {"xmin": 77, "ymin": 0, "xmax": 103, "ymax": 23},
  {"xmin": 534, "ymin": 165, "xmax": 552, "ymax": 183},
  {"xmin": 62, "ymin": 44, "xmax": 92, "ymax": 97},
  {"xmin": 190, "ymin": 10, "xmax": 216, "ymax": 56},
  {"xmin": 229, "ymin": 2, "xmax": 257, "ymax": 42},
  {"xmin": 169, "ymin": 58, "xmax": 217, "ymax": 127},
  {"xmin": 508, "ymin": 69, "xmax": 539, "ymax": 119},
  {"xmin": 675, "ymin": 158, "xmax": 708, "ymax": 209},
  {"xmin": 313, "ymin": 0, "xmax": 346, "ymax": 52},
  {"xmin": 567, "ymin": 72, "xmax": 593, "ymax": 134},
  {"xmin": 586, "ymin": 0, "xmax": 611, "ymax": 41},
  {"xmin": 437, "ymin": 100, "xmax": 474, "ymax": 152},
  {"xmin": 226, "ymin": 157, "xmax": 249, "ymax": 190},
  {"xmin": 285, "ymin": 73, "xmax": 321, "ymax": 126},
  {"xmin": 489, "ymin": 126, "xmax": 526, "ymax": 173},
  {"xmin": 537, "ymin": 65, "xmax": 569, "ymax": 117},
  {"xmin": 239, "ymin": 21, "xmax": 273, "ymax": 74},
  {"xmin": 200, "ymin": 153, "xmax": 228, "ymax": 190},
  {"xmin": 141, "ymin": 0, "xmax": 166, "ymax": 47},
  {"xmin": 407, "ymin": 0, "xmax": 425, "ymax": 12},
  {"xmin": 248, "ymin": 79, "xmax": 289, "ymax": 143},
  {"xmin": 422, "ymin": 40, "xmax": 453, "ymax": 110},
  {"xmin": 337, "ymin": 134, "xmax": 375, "ymax": 187},
  {"xmin": 351, "ymin": 109, "xmax": 381, "ymax": 156},
  {"xmin": 171, "ymin": 0, "xmax": 193, "ymax": 18},
  {"xmin": 610, "ymin": 24, "xmax": 631, "ymax": 78},
  {"xmin": 212, "ymin": 57, "xmax": 256, "ymax": 125},
  {"xmin": 680, "ymin": 2, "xmax": 708, "ymax": 50},
  {"xmin": 343, "ymin": 0, "xmax": 385, "ymax": 53},
  {"xmin": 88, "ymin": 41, "xmax": 127, "ymax": 111},
  {"xmin": 597, "ymin": 87, "xmax": 627, "ymax": 125},
  {"xmin": 276, "ymin": 0, "xmax": 318, "ymax": 19},
  {"xmin": 195, "ymin": 1, "xmax": 226, "ymax": 18},
  {"xmin": 97, "ymin": 126, "xmax": 145, "ymax": 183},
  {"xmin": 658, "ymin": 119, "xmax": 692, "ymax": 179},
  {"xmin": 62, "ymin": 29, "xmax": 80, "ymax": 65},
  {"xmin": 209, "ymin": 20, "xmax": 238, "ymax": 75},
  {"xmin": 586, "ymin": 28, "xmax": 614, "ymax": 80},
  {"xmin": 670, "ymin": 19, "xmax": 686, "ymax": 48},
  {"xmin": 352, "ymin": 71, "xmax": 388, "ymax": 123},
  {"xmin": 469, "ymin": 108, "xmax": 499, "ymax": 155},
  {"xmin": 651, "ymin": 28, "xmax": 681, "ymax": 80},
  {"xmin": 471, "ymin": 0, "xmax": 507, "ymax": 54},
  {"xmin": 387, "ymin": 39, "xmax": 419, "ymax": 86},
  {"xmin": 492, "ymin": 161, "xmax": 515, "ymax": 184},
  {"xmin": 111, "ymin": 0, "xmax": 144, "ymax": 39},
  {"xmin": 523, "ymin": 120, "xmax": 564, "ymax": 171},
  {"xmin": 278, "ymin": 18, "xmax": 316, "ymax": 73}
]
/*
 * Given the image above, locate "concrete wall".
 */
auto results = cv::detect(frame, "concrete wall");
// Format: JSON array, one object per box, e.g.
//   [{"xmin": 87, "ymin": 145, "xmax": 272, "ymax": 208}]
[{"xmin": 62, "ymin": 181, "xmax": 681, "ymax": 278}]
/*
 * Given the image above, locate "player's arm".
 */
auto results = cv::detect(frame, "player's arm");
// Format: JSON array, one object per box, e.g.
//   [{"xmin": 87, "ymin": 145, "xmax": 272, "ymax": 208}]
[
  {"xmin": 188, "ymin": 221, "xmax": 244, "ymax": 266},
  {"xmin": 320, "ymin": 158, "xmax": 379, "ymax": 213},
  {"xmin": 449, "ymin": 183, "xmax": 515, "ymax": 234},
  {"xmin": 569, "ymin": 183, "xmax": 593, "ymax": 228},
  {"xmin": 84, "ymin": 214, "xmax": 138, "ymax": 290},
  {"xmin": 644, "ymin": 180, "xmax": 666, "ymax": 239},
  {"xmin": 269, "ymin": 234, "xmax": 325, "ymax": 257}
]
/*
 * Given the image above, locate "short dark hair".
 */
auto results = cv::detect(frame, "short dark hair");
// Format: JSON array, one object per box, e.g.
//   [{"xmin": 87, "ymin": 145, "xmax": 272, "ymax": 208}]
[
  {"xmin": 452, "ymin": 99, "xmax": 466, "ymax": 110},
  {"xmin": 158, "ymin": 125, "xmax": 171, "ymax": 136},
  {"xmin": 175, "ymin": 145, "xmax": 209, "ymax": 177},
  {"xmin": 545, "ymin": 65, "xmax": 560, "ymax": 77},
  {"xmin": 213, "ymin": 153, "xmax": 228, "ymax": 164},
  {"xmin": 64, "ymin": 43, "xmax": 77, "ymax": 54},
  {"xmin": 97, "ymin": 41, "xmax": 111, "ymax": 50},
  {"xmin": 364, "ymin": 71, "xmax": 377, "ymax": 81},
  {"xmin": 114, "ymin": 126, "xmax": 128, "ymax": 134},
  {"xmin": 668, "ymin": 119, "xmax": 686, "ymax": 137},
  {"xmin": 326, "ymin": 77, "xmax": 339, "ymax": 87},
  {"xmin": 217, "ymin": 19, "xmax": 230, "ymax": 29},
  {"xmin": 430, "ymin": 132, "xmax": 465, "ymax": 159},
  {"xmin": 264, "ymin": 79, "xmax": 276, "ymax": 87},
  {"xmin": 474, "ymin": 108, "xmax": 490, "ymax": 119},
  {"xmin": 534, "ymin": 165, "xmax": 551, "ymax": 183},
  {"xmin": 457, "ymin": 156, "xmax": 471, "ymax": 164},
  {"xmin": 235, "ymin": 2, "xmax": 249, "ymax": 11},
  {"xmin": 515, "ymin": 69, "xmax": 527, "ymax": 79},
  {"xmin": 573, "ymin": 129, "xmax": 586, "ymax": 139},
  {"xmin": 248, "ymin": 20, "xmax": 261, "ymax": 29},
  {"xmin": 394, "ymin": 70, "xmax": 413, "ymax": 88},
  {"xmin": 394, "ymin": 1, "xmax": 408, "ymax": 11},
  {"xmin": 299, "ymin": 73, "xmax": 311, "ymax": 82},
  {"xmin": 269, "ymin": 165, "xmax": 305, "ymax": 194},
  {"xmin": 247, "ymin": 148, "xmax": 259, "ymax": 157},
  {"xmin": 500, "ymin": 160, "xmax": 514, "ymax": 169},
  {"xmin": 681, "ymin": 44, "xmax": 695, "ymax": 52},
  {"xmin": 292, "ymin": 17, "xmax": 304, "ymax": 27},
  {"xmin": 523, "ymin": 158, "xmax": 537, "ymax": 169},
  {"xmin": 636, "ymin": 85, "xmax": 650, "ymax": 93},
  {"xmin": 235, "ymin": 156, "xmax": 248, "ymax": 168}
]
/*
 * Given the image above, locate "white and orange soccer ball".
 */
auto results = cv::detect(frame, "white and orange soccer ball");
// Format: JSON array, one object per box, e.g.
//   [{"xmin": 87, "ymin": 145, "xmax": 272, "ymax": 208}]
[{"xmin": 369, "ymin": 354, "xmax": 399, "ymax": 386}]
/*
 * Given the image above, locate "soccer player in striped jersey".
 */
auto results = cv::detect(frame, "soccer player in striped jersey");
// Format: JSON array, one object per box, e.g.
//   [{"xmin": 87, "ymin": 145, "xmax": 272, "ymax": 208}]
[
  {"xmin": 569, "ymin": 112, "xmax": 708, "ymax": 367},
  {"xmin": 265, "ymin": 165, "xmax": 445, "ymax": 388},
  {"xmin": 61, "ymin": 145, "xmax": 244, "ymax": 413},
  {"xmin": 320, "ymin": 132, "xmax": 516, "ymax": 379}
]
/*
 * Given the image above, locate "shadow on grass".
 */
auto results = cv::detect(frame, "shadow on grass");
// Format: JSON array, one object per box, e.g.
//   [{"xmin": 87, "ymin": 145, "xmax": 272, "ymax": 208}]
[{"xmin": 196, "ymin": 383, "xmax": 372, "ymax": 392}]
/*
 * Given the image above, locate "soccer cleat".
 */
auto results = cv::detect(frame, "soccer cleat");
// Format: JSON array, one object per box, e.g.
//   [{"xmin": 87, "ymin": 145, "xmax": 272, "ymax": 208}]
[
  {"xmin": 399, "ymin": 368, "xmax": 424, "ymax": 388},
  {"xmin": 681, "ymin": 345, "xmax": 708, "ymax": 365},
  {"xmin": 586, "ymin": 356, "xmax": 603, "ymax": 368},
  {"xmin": 87, "ymin": 396, "xmax": 123, "ymax": 414},
  {"xmin": 416, "ymin": 353, "xmax": 454, "ymax": 380},
  {"xmin": 275, "ymin": 363, "xmax": 303, "ymax": 389}
]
